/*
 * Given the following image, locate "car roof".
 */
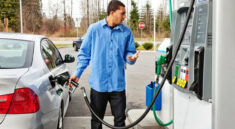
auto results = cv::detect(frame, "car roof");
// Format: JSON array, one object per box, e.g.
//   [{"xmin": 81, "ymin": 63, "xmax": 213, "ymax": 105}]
[{"xmin": 0, "ymin": 32, "xmax": 45, "ymax": 42}]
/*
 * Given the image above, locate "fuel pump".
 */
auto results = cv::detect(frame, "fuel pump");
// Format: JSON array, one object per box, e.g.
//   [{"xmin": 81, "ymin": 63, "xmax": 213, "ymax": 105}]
[{"xmin": 171, "ymin": 0, "xmax": 212, "ymax": 101}]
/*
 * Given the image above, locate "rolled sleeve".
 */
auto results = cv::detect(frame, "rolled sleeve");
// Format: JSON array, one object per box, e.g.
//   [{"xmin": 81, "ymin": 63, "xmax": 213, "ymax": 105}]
[
  {"xmin": 124, "ymin": 31, "xmax": 137, "ymax": 65},
  {"xmin": 73, "ymin": 25, "xmax": 93, "ymax": 78}
]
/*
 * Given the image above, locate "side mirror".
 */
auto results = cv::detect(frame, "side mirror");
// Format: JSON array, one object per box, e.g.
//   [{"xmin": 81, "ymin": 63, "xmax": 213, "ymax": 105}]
[
  {"xmin": 64, "ymin": 54, "xmax": 75, "ymax": 63},
  {"xmin": 55, "ymin": 58, "xmax": 63, "ymax": 66}
]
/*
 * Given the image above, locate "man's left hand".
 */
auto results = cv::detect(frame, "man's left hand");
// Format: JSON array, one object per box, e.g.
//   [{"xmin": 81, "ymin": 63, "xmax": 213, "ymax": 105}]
[{"xmin": 127, "ymin": 50, "xmax": 140, "ymax": 62}]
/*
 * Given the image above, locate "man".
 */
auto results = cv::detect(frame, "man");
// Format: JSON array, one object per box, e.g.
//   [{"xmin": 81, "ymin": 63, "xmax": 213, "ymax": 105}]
[{"xmin": 69, "ymin": 0, "xmax": 140, "ymax": 128}]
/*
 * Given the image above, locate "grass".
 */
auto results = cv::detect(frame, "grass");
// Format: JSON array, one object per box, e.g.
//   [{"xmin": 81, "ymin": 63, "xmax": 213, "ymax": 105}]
[
  {"xmin": 54, "ymin": 44, "xmax": 71, "ymax": 48},
  {"xmin": 135, "ymin": 37, "xmax": 164, "ymax": 42},
  {"xmin": 136, "ymin": 45, "xmax": 145, "ymax": 50},
  {"xmin": 137, "ymin": 44, "xmax": 159, "ymax": 51}
]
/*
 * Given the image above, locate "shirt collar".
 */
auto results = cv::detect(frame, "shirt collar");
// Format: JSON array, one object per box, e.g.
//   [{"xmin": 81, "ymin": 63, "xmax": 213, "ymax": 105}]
[{"xmin": 101, "ymin": 18, "xmax": 123, "ymax": 31}]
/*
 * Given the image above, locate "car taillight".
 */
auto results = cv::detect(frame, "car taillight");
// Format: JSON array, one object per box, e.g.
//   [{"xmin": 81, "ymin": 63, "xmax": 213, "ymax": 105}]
[
  {"xmin": 0, "ymin": 94, "xmax": 13, "ymax": 114},
  {"xmin": 0, "ymin": 88, "xmax": 40, "ymax": 114}
]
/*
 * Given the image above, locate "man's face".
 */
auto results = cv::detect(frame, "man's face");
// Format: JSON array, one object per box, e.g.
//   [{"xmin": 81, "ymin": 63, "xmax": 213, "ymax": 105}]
[{"xmin": 111, "ymin": 6, "xmax": 126, "ymax": 25}]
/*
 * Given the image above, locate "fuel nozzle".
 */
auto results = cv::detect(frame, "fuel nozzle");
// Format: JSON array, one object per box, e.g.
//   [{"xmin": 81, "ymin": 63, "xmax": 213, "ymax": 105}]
[
  {"xmin": 156, "ymin": 55, "xmax": 166, "ymax": 83},
  {"xmin": 69, "ymin": 81, "xmax": 79, "ymax": 93},
  {"xmin": 70, "ymin": 81, "xmax": 79, "ymax": 88},
  {"xmin": 156, "ymin": 55, "xmax": 166, "ymax": 75},
  {"xmin": 55, "ymin": 75, "xmax": 79, "ymax": 93}
]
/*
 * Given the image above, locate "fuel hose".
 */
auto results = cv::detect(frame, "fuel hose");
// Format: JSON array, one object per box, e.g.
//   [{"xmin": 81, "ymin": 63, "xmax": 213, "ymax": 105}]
[
  {"xmin": 73, "ymin": 0, "xmax": 195, "ymax": 128},
  {"xmin": 152, "ymin": 83, "xmax": 173, "ymax": 126}
]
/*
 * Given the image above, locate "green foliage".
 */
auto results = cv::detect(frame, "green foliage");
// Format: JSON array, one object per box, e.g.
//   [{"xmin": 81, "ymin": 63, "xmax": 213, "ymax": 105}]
[
  {"xmin": 162, "ymin": 15, "xmax": 170, "ymax": 32},
  {"xmin": 142, "ymin": 42, "xmax": 153, "ymax": 50},
  {"xmin": 0, "ymin": 0, "xmax": 43, "ymax": 32},
  {"xmin": 135, "ymin": 42, "xmax": 140, "ymax": 48},
  {"xmin": 155, "ymin": 6, "xmax": 170, "ymax": 35},
  {"xmin": 0, "ymin": 0, "xmax": 20, "ymax": 31},
  {"xmin": 129, "ymin": 0, "xmax": 139, "ymax": 30}
]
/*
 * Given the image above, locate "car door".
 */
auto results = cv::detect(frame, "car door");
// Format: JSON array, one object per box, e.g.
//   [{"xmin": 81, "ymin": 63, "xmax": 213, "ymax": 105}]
[
  {"xmin": 40, "ymin": 39, "xmax": 61, "ymax": 129},
  {"xmin": 41, "ymin": 39, "xmax": 70, "ymax": 118}
]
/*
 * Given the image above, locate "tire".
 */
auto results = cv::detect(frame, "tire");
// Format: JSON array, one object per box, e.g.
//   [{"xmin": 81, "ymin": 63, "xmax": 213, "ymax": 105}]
[
  {"xmin": 73, "ymin": 45, "xmax": 78, "ymax": 51},
  {"xmin": 57, "ymin": 107, "xmax": 64, "ymax": 129}
]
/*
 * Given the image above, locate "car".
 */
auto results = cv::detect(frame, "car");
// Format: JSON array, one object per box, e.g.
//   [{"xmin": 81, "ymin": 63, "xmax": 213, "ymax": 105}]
[
  {"xmin": 72, "ymin": 35, "xmax": 85, "ymax": 51},
  {"xmin": 0, "ymin": 32, "xmax": 75, "ymax": 129}
]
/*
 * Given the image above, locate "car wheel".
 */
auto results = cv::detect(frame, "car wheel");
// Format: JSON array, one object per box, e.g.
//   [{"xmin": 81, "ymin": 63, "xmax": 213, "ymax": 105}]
[
  {"xmin": 73, "ymin": 45, "xmax": 78, "ymax": 51},
  {"xmin": 57, "ymin": 107, "xmax": 63, "ymax": 129}
]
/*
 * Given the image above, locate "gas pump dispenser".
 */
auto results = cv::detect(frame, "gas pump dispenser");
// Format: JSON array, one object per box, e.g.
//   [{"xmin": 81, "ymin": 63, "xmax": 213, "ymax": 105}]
[
  {"xmin": 154, "ymin": 0, "xmax": 213, "ymax": 129},
  {"xmin": 170, "ymin": 0, "xmax": 212, "ymax": 101}
]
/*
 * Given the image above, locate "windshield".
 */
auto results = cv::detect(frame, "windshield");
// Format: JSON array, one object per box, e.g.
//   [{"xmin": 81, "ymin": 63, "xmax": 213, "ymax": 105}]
[{"xmin": 0, "ymin": 39, "xmax": 33, "ymax": 69}]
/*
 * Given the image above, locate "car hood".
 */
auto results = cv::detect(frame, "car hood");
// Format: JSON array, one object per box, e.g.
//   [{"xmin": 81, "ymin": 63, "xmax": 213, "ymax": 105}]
[{"xmin": 0, "ymin": 68, "xmax": 28, "ymax": 124}]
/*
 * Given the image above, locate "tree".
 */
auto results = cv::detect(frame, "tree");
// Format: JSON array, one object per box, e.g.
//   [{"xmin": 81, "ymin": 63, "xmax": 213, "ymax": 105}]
[
  {"xmin": 98, "ymin": 10, "xmax": 107, "ymax": 21},
  {"xmin": 129, "ymin": 0, "xmax": 139, "ymax": 31},
  {"xmin": 22, "ymin": 0, "xmax": 42, "ymax": 33},
  {"xmin": 140, "ymin": 1, "xmax": 154, "ymax": 33},
  {"xmin": 156, "ymin": 6, "xmax": 164, "ymax": 33},
  {"xmin": 162, "ymin": 15, "xmax": 170, "ymax": 32},
  {"xmin": 155, "ymin": 4, "xmax": 170, "ymax": 37},
  {"xmin": 0, "ymin": 0, "xmax": 20, "ymax": 32}
]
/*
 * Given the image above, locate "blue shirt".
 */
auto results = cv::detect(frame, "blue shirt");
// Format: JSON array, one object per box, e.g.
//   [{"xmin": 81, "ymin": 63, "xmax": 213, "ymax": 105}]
[{"xmin": 74, "ymin": 19, "xmax": 137, "ymax": 92}]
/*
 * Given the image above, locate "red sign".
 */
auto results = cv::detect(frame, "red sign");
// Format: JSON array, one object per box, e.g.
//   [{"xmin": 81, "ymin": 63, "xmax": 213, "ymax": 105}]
[{"xmin": 139, "ymin": 22, "xmax": 145, "ymax": 29}]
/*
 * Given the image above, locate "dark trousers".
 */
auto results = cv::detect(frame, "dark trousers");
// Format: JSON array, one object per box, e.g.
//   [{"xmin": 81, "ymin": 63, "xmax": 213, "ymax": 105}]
[{"xmin": 90, "ymin": 88, "xmax": 126, "ymax": 129}]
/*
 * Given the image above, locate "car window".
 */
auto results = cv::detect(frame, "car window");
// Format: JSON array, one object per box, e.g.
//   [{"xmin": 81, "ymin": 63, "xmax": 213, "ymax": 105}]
[
  {"xmin": 0, "ymin": 39, "xmax": 33, "ymax": 69},
  {"xmin": 41, "ymin": 47, "xmax": 53, "ymax": 70},
  {"xmin": 41, "ymin": 39, "xmax": 63, "ymax": 70}
]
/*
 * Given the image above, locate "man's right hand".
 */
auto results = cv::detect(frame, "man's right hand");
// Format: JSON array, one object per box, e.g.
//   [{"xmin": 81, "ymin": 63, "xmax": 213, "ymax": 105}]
[{"xmin": 69, "ymin": 75, "xmax": 79, "ymax": 87}]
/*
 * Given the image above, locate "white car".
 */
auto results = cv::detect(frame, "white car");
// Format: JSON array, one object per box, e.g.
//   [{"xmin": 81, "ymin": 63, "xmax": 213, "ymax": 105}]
[{"xmin": 0, "ymin": 33, "xmax": 75, "ymax": 129}]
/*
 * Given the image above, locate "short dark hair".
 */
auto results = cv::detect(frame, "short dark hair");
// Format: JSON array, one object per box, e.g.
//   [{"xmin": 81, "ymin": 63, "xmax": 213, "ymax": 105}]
[{"xmin": 107, "ymin": 0, "xmax": 125, "ymax": 16}]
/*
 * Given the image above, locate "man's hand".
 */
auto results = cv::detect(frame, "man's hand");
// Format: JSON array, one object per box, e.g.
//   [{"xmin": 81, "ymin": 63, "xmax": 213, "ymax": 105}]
[
  {"xmin": 69, "ymin": 75, "xmax": 79, "ymax": 87},
  {"xmin": 127, "ymin": 50, "xmax": 140, "ymax": 62}
]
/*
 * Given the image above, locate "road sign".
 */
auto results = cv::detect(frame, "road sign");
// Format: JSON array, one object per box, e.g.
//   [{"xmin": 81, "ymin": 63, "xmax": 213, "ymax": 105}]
[{"xmin": 139, "ymin": 22, "xmax": 145, "ymax": 29}]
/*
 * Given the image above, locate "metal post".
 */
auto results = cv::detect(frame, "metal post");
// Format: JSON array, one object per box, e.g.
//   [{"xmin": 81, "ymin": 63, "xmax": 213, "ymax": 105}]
[
  {"xmin": 154, "ymin": 11, "xmax": 156, "ymax": 51},
  {"xmin": 4, "ymin": 18, "xmax": 8, "ymax": 32},
  {"xmin": 76, "ymin": 18, "xmax": 79, "ymax": 38},
  {"xmin": 64, "ymin": 0, "xmax": 66, "ymax": 36},
  {"xmin": 77, "ymin": 26, "xmax": 78, "ymax": 38},
  {"xmin": 87, "ymin": 0, "xmax": 89, "ymax": 27},
  {"xmin": 71, "ymin": 0, "xmax": 73, "ymax": 17},
  {"xmin": 19, "ymin": 0, "xmax": 23, "ymax": 33},
  {"xmin": 126, "ymin": 0, "xmax": 128, "ymax": 26},
  {"xmin": 213, "ymin": 0, "xmax": 235, "ymax": 129},
  {"xmin": 141, "ymin": 29, "xmax": 142, "ymax": 43},
  {"xmin": 97, "ymin": 0, "xmax": 99, "ymax": 21}
]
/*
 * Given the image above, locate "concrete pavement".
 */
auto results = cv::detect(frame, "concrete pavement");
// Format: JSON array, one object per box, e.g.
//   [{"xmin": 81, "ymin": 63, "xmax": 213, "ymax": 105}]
[{"xmin": 64, "ymin": 116, "xmax": 132, "ymax": 129}]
